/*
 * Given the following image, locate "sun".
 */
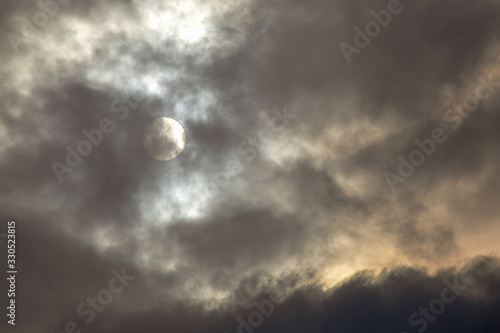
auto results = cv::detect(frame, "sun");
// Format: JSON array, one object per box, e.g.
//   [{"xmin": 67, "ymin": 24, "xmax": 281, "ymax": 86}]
[{"xmin": 142, "ymin": 117, "xmax": 186, "ymax": 161}]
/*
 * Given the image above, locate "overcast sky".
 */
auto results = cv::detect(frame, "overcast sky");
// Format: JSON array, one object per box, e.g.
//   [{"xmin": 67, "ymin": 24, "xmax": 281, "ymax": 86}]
[{"xmin": 1, "ymin": 0, "xmax": 500, "ymax": 332}]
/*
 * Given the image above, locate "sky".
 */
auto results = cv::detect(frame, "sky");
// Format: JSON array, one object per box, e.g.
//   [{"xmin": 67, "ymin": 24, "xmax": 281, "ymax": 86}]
[{"xmin": 1, "ymin": 0, "xmax": 500, "ymax": 332}]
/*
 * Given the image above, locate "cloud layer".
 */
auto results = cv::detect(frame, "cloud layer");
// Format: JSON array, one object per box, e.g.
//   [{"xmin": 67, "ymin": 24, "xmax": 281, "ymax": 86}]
[{"xmin": 1, "ymin": 0, "xmax": 500, "ymax": 332}]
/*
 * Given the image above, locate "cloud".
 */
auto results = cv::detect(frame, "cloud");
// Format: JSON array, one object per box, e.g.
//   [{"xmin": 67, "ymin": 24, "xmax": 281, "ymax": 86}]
[{"xmin": 1, "ymin": 0, "xmax": 500, "ymax": 331}]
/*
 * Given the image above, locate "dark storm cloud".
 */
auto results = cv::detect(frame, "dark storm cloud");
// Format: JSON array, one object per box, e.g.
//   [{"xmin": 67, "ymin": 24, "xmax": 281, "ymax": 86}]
[
  {"xmin": 199, "ymin": 0, "xmax": 500, "ymax": 209},
  {"xmin": 28, "ymin": 255, "xmax": 500, "ymax": 333},
  {"xmin": 0, "ymin": 81, "xmax": 154, "ymax": 227},
  {"xmin": 201, "ymin": 0, "xmax": 500, "ymax": 155}
]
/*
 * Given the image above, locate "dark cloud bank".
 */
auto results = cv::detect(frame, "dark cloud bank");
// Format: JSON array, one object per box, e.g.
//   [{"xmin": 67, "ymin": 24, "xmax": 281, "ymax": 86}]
[{"xmin": 110, "ymin": 256, "xmax": 500, "ymax": 333}]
